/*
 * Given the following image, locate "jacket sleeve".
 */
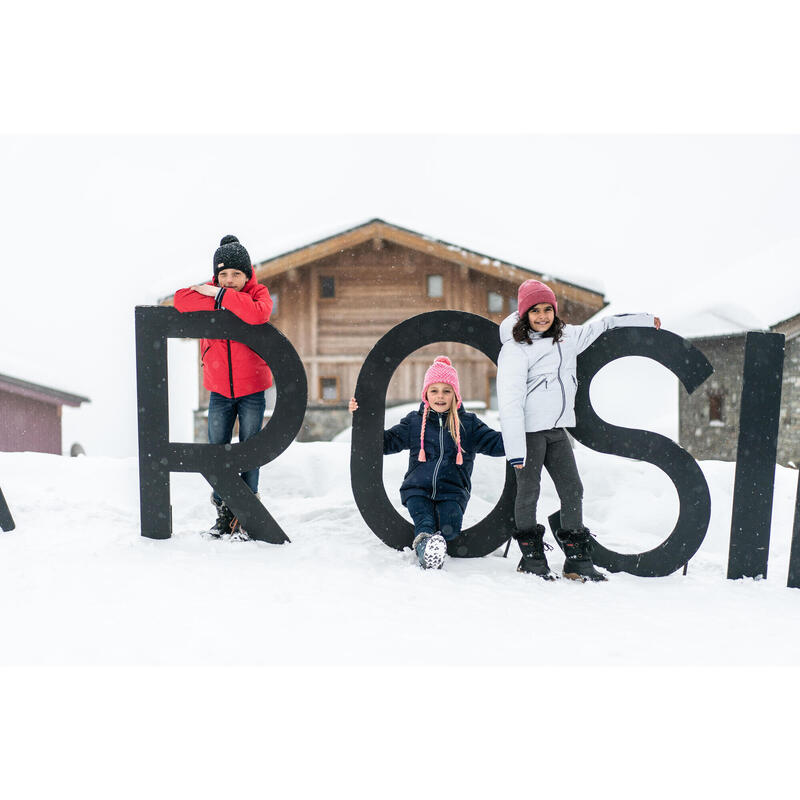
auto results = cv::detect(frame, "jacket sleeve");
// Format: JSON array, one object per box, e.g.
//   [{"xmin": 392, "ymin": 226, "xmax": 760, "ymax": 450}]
[
  {"xmin": 497, "ymin": 343, "xmax": 529, "ymax": 465},
  {"xmin": 572, "ymin": 313, "xmax": 656, "ymax": 355},
  {"xmin": 173, "ymin": 286, "xmax": 216, "ymax": 312},
  {"xmin": 469, "ymin": 416, "xmax": 505, "ymax": 457},
  {"xmin": 383, "ymin": 413, "xmax": 413, "ymax": 455},
  {"xmin": 218, "ymin": 283, "xmax": 273, "ymax": 324}
]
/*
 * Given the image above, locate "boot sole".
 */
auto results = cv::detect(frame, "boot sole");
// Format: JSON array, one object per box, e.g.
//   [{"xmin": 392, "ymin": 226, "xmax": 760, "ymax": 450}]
[
  {"xmin": 422, "ymin": 535, "xmax": 447, "ymax": 570},
  {"xmin": 520, "ymin": 570, "xmax": 559, "ymax": 581},
  {"xmin": 563, "ymin": 571, "xmax": 608, "ymax": 582},
  {"xmin": 517, "ymin": 562, "xmax": 558, "ymax": 580}
]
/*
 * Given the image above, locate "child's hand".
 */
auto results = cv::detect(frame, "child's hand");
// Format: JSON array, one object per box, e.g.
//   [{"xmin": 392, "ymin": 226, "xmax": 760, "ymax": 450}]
[
  {"xmin": 654, "ymin": 317, "xmax": 661, "ymax": 329},
  {"xmin": 348, "ymin": 397, "xmax": 358, "ymax": 413},
  {"xmin": 191, "ymin": 284, "xmax": 218, "ymax": 297}
]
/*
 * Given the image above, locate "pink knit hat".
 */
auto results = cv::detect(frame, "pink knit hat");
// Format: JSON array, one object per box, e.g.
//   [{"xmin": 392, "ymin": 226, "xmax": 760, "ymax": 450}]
[
  {"xmin": 421, "ymin": 355, "xmax": 462, "ymax": 408},
  {"xmin": 418, "ymin": 356, "xmax": 463, "ymax": 465},
  {"xmin": 518, "ymin": 279, "xmax": 558, "ymax": 317}
]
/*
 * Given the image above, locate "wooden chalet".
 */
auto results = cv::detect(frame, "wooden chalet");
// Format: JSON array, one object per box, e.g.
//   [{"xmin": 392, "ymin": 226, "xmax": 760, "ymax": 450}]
[{"xmin": 169, "ymin": 219, "xmax": 607, "ymax": 441}]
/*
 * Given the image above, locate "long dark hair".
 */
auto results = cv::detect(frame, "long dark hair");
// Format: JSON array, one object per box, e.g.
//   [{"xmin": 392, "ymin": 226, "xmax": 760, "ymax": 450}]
[{"xmin": 512, "ymin": 313, "xmax": 565, "ymax": 345}]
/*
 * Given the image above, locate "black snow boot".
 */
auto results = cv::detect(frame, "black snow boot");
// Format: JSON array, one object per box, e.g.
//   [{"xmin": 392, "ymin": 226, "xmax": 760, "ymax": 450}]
[
  {"xmin": 555, "ymin": 527, "xmax": 608, "ymax": 582},
  {"xmin": 209, "ymin": 497, "xmax": 236, "ymax": 537},
  {"xmin": 515, "ymin": 524, "xmax": 556, "ymax": 580}
]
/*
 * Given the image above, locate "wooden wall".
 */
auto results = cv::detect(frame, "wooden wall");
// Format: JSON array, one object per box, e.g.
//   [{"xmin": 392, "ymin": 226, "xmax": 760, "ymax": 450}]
[{"xmin": 0, "ymin": 388, "xmax": 62, "ymax": 454}]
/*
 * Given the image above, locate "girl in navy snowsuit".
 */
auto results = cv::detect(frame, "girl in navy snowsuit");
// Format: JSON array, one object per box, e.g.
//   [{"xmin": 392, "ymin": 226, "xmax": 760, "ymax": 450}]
[{"xmin": 349, "ymin": 355, "xmax": 504, "ymax": 569}]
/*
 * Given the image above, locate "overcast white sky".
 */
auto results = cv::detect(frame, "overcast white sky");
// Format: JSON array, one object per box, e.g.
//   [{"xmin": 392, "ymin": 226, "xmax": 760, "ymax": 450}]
[
  {"xmin": 1, "ymin": 134, "xmax": 798, "ymax": 456},
  {"xmin": 1, "ymin": 2, "xmax": 799, "ymax": 459}
]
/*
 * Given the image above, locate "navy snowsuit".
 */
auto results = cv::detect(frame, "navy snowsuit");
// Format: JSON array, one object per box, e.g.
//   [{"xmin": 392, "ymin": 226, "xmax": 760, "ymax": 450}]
[{"xmin": 384, "ymin": 403, "xmax": 505, "ymax": 511}]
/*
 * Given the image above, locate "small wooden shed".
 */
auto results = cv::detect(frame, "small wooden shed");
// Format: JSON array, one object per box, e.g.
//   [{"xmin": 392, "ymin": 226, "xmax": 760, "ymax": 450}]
[{"xmin": 0, "ymin": 372, "xmax": 90, "ymax": 455}]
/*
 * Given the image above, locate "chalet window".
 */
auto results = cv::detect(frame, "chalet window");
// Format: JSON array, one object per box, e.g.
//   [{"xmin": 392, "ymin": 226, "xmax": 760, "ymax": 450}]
[
  {"xmin": 271, "ymin": 292, "xmax": 278, "ymax": 316},
  {"xmin": 509, "ymin": 297, "xmax": 517, "ymax": 314},
  {"xmin": 320, "ymin": 377, "xmax": 339, "ymax": 402},
  {"xmin": 320, "ymin": 276, "xmax": 335, "ymax": 298},
  {"xmin": 709, "ymin": 394, "xmax": 723, "ymax": 424},
  {"xmin": 427, "ymin": 275, "xmax": 443, "ymax": 298},
  {"xmin": 488, "ymin": 291, "xmax": 504, "ymax": 313}
]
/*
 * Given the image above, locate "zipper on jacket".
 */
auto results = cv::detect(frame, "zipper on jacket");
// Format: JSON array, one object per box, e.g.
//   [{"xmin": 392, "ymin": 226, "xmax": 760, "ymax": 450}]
[
  {"xmin": 554, "ymin": 341, "xmax": 566, "ymax": 425},
  {"xmin": 431, "ymin": 414, "xmax": 445, "ymax": 500},
  {"xmin": 226, "ymin": 340, "xmax": 235, "ymax": 397}
]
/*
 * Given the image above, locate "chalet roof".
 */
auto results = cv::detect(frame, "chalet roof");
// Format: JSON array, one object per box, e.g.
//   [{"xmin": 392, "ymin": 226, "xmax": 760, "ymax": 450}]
[
  {"xmin": 160, "ymin": 219, "xmax": 607, "ymax": 308},
  {"xmin": 251, "ymin": 218, "xmax": 605, "ymax": 308},
  {"xmin": 0, "ymin": 372, "xmax": 90, "ymax": 407}
]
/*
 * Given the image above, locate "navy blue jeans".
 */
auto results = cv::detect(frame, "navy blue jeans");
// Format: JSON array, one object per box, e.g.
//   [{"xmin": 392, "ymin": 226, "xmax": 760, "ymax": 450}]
[
  {"xmin": 208, "ymin": 390, "xmax": 266, "ymax": 503},
  {"xmin": 405, "ymin": 496, "xmax": 464, "ymax": 542}
]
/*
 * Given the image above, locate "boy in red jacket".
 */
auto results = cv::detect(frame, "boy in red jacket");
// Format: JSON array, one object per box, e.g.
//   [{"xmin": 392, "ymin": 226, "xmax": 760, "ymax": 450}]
[{"xmin": 174, "ymin": 235, "xmax": 274, "ymax": 539}]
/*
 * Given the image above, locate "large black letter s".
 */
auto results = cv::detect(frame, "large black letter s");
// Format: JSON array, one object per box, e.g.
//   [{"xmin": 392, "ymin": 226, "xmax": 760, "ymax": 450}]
[{"xmin": 568, "ymin": 327, "xmax": 714, "ymax": 577}]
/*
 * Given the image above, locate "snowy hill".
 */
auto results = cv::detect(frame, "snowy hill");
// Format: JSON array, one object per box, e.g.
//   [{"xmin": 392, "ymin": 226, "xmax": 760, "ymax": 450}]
[{"xmin": 2, "ymin": 434, "xmax": 799, "ymax": 665}]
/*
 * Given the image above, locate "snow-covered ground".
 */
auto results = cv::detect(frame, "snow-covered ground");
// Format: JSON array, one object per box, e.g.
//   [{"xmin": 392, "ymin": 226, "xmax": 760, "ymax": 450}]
[
  {"xmin": 2, "ymin": 423, "xmax": 798, "ymax": 666},
  {"xmin": 4, "ymin": 417, "xmax": 800, "ymax": 798}
]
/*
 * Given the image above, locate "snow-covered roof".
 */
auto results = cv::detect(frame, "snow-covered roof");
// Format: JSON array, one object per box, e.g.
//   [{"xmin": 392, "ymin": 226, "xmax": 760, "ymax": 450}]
[
  {"xmin": 0, "ymin": 354, "xmax": 90, "ymax": 404},
  {"xmin": 668, "ymin": 304, "xmax": 769, "ymax": 339}
]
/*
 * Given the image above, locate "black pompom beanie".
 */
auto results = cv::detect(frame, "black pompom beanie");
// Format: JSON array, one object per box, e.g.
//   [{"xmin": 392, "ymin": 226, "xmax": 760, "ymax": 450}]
[{"xmin": 213, "ymin": 235, "xmax": 252, "ymax": 282}]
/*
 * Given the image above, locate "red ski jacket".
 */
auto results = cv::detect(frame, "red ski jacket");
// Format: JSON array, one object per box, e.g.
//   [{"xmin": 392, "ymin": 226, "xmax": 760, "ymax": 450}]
[{"xmin": 173, "ymin": 275, "xmax": 274, "ymax": 398}]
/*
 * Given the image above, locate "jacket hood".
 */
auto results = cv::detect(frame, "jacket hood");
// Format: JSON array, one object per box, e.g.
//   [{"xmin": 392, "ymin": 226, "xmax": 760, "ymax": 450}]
[{"xmin": 499, "ymin": 312, "xmax": 518, "ymax": 344}]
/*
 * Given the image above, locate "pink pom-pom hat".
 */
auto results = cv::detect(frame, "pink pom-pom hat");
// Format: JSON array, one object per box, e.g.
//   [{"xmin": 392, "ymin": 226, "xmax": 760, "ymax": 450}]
[
  {"xmin": 418, "ymin": 355, "xmax": 463, "ymax": 465},
  {"xmin": 420, "ymin": 355, "xmax": 462, "ymax": 408}
]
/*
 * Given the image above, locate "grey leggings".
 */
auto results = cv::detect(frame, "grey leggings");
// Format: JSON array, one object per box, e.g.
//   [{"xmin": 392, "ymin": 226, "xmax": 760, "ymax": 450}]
[{"xmin": 514, "ymin": 428, "xmax": 583, "ymax": 532}]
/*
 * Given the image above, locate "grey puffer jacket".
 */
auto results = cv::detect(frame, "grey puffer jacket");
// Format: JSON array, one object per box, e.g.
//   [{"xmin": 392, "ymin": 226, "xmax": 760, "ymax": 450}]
[{"xmin": 497, "ymin": 311, "xmax": 656, "ymax": 465}]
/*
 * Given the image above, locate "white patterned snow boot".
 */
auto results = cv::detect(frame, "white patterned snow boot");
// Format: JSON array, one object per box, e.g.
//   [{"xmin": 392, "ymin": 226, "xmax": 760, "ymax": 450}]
[{"xmin": 413, "ymin": 532, "xmax": 447, "ymax": 570}]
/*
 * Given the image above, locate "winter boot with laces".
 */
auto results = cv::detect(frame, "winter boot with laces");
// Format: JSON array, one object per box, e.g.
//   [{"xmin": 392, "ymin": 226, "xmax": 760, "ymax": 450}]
[
  {"xmin": 209, "ymin": 497, "xmax": 236, "ymax": 538},
  {"xmin": 555, "ymin": 527, "xmax": 608, "ymax": 582},
  {"xmin": 228, "ymin": 518, "xmax": 251, "ymax": 541},
  {"xmin": 412, "ymin": 531, "xmax": 447, "ymax": 570},
  {"xmin": 229, "ymin": 492, "xmax": 262, "ymax": 541},
  {"xmin": 515, "ymin": 524, "xmax": 557, "ymax": 580}
]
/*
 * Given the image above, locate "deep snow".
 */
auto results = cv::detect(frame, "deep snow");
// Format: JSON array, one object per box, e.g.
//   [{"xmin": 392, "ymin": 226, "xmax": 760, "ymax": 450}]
[{"xmin": 2, "ymin": 413, "xmax": 798, "ymax": 666}]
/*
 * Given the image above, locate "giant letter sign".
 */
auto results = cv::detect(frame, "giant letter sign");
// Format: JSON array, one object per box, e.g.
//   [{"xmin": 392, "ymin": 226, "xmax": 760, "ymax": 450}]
[
  {"xmin": 569, "ymin": 327, "xmax": 714, "ymax": 577},
  {"xmin": 0, "ymin": 486, "xmax": 14, "ymax": 532},
  {"xmin": 788, "ymin": 474, "xmax": 800, "ymax": 589},
  {"xmin": 727, "ymin": 332, "xmax": 785, "ymax": 580},
  {"xmin": 135, "ymin": 306, "xmax": 307, "ymax": 543},
  {"xmin": 350, "ymin": 311, "xmax": 516, "ymax": 557}
]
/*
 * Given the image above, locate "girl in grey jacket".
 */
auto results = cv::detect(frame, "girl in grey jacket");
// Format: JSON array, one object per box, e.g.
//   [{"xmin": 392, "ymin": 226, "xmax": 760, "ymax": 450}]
[{"xmin": 497, "ymin": 279, "xmax": 660, "ymax": 581}]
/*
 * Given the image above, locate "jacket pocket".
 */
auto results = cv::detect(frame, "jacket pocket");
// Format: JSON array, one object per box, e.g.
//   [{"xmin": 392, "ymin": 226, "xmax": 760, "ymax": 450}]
[{"xmin": 526, "ymin": 376, "xmax": 547, "ymax": 398}]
